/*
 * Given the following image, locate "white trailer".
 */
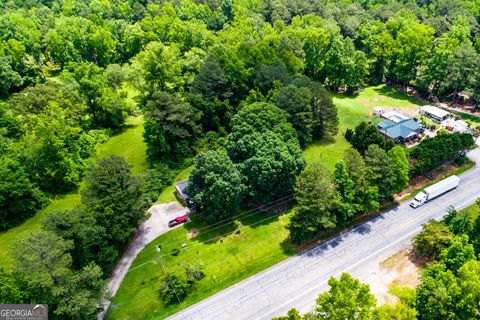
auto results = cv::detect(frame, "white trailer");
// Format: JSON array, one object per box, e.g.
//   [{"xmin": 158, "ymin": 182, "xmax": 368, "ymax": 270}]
[{"xmin": 410, "ymin": 175, "xmax": 460, "ymax": 208}]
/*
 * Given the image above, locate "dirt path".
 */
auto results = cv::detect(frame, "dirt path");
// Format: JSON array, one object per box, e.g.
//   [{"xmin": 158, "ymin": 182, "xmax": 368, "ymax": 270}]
[
  {"xmin": 365, "ymin": 247, "xmax": 422, "ymax": 305},
  {"xmin": 98, "ymin": 202, "xmax": 189, "ymax": 319}
]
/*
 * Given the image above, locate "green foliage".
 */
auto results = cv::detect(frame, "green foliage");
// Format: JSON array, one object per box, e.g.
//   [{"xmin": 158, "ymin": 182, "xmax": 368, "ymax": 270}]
[
  {"xmin": 289, "ymin": 164, "xmax": 337, "ymax": 243},
  {"xmin": 143, "ymin": 92, "xmax": 201, "ymax": 163},
  {"xmin": 0, "ymin": 269, "xmax": 36, "ymax": 303},
  {"xmin": 185, "ymin": 150, "xmax": 244, "ymax": 223},
  {"xmin": 81, "ymin": 156, "xmax": 145, "ymax": 269},
  {"xmin": 409, "ymin": 132, "xmax": 474, "ymax": 176},
  {"xmin": 414, "ymin": 220, "xmax": 454, "ymax": 260},
  {"xmin": 315, "ymin": 273, "xmax": 376, "ymax": 320},
  {"xmin": 159, "ymin": 264, "xmax": 205, "ymax": 305},
  {"xmin": 0, "ymin": 156, "xmax": 45, "ymax": 230},
  {"xmin": 226, "ymin": 102, "xmax": 305, "ymax": 202},
  {"xmin": 347, "ymin": 121, "xmax": 393, "ymax": 155},
  {"xmin": 439, "ymin": 235, "xmax": 476, "ymax": 273},
  {"xmin": 66, "ymin": 62, "xmax": 128, "ymax": 129},
  {"xmin": 159, "ymin": 270, "xmax": 191, "ymax": 305},
  {"xmin": 272, "ymin": 84, "xmax": 313, "ymax": 146},
  {"xmin": 365, "ymin": 144, "xmax": 397, "ymax": 200},
  {"xmin": 11, "ymin": 231, "xmax": 107, "ymax": 319},
  {"xmin": 387, "ymin": 146, "xmax": 409, "ymax": 193}
]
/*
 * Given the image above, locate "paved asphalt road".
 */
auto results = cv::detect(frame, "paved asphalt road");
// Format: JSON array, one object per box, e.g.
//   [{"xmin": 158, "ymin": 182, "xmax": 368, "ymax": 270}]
[{"xmin": 167, "ymin": 147, "xmax": 480, "ymax": 320}]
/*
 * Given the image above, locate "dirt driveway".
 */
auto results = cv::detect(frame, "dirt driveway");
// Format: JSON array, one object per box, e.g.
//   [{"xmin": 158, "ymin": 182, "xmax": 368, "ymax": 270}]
[{"xmin": 99, "ymin": 202, "xmax": 189, "ymax": 319}]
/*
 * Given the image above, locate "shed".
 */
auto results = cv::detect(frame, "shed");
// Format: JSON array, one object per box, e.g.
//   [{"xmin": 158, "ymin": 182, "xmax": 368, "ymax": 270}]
[
  {"xmin": 420, "ymin": 105, "xmax": 450, "ymax": 122},
  {"xmin": 175, "ymin": 180, "xmax": 190, "ymax": 203},
  {"xmin": 373, "ymin": 107, "xmax": 384, "ymax": 117}
]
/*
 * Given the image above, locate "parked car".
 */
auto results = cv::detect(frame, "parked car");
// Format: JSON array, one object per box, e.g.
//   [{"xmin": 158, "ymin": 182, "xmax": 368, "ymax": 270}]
[{"xmin": 168, "ymin": 215, "xmax": 187, "ymax": 228}]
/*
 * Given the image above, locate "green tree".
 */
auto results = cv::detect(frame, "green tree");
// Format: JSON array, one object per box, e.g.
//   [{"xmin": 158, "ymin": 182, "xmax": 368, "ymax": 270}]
[
  {"xmin": 133, "ymin": 41, "xmax": 182, "ymax": 101},
  {"xmin": 185, "ymin": 151, "xmax": 244, "ymax": 223},
  {"xmin": 343, "ymin": 148, "xmax": 379, "ymax": 212},
  {"xmin": 0, "ymin": 156, "xmax": 45, "ymax": 230},
  {"xmin": 66, "ymin": 62, "xmax": 128, "ymax": 128},
  {"xmin": 457, "ymin": 260, "xmax": 480, "ymax": 318},
  {"xmin": 332, "ymin": 161, "xmax": 357, "ymax": 224},
  {"xmin": 12, "ymin": 231, "xmax": 73, "ymax": 290},
  {"xmin": 415, "ymin": 263, "xmax": 461, "ymax": 320},
  {"xmin": 315, "ymin": 273, "xmax": 376, "ymax": 320},
  {"xmin": 226, "ymin": 103, "xmax": 305, "ymax": 202},
  {"xmin": 81, "ymin": 156, "xmax": 144, "ymax": 269},
  {"xmin": 414, "ymin": 220, "xmax": 454, "ymax": 260},
  {"xmin": 143, "ymin": 91, "xmax": 201, "ymax": 162},
  {"xmin": 191, "ymin": 54, "xmax": 231, "ymax": 101},
  {"xmin": 53, "ymin": 263, "xmax": 107, "ymax": 319},
  {"xmin": 365, "ymin": 144, "xmax": 397, "ymax": 200},
  {"xmin": 439, "ymin": 235, "xmax": 476, "ymax": 273},
  {"xmin": 272, "ymin": 84, "xmax": 314, "ymax": 146},
  {"xmin": 159, "ymin": 270, "xmax": 191, "ymax": 305},
  {"xmin": 42, "ymin": 209, "xmax": 104, "ymax": 269},
  {"xmin": 0, "ymin": 269, "xmax": 36, "ymax": 303},
  {"xmin": 387, "ymin": 146, "xmax": 409, "ymax": 193},
  {"xmin": 291, "ymin": 76, "xmax": 339, "ymax": 139},
  {"xmin": 289, "ymin": 164, "xmax": 337, "ymax": 243},
  {"xmin": 348, "ymin": 122, "xmax": 393, "ymax": 155}
]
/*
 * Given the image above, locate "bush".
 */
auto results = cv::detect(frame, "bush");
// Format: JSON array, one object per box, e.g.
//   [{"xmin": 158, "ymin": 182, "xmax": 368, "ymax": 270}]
[{"xmin": 159, "ymin": 271, "xmax": 190, "ymax": 305}]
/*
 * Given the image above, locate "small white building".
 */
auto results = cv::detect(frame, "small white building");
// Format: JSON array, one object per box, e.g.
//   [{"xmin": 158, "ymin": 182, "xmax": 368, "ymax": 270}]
[
  {"xmin": 373, "ymin": 107, "xmax": 384, "ymax": 117},
  {"xmin": 419, "ymin": 105, "xmax": 450, "ymax": 122}
]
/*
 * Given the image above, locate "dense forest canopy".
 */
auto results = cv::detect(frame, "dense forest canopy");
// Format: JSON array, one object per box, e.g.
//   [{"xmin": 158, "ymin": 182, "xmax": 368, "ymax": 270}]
[{"xmin": 1, "ymin": 0, "xmax": 480, "ymax": 318}]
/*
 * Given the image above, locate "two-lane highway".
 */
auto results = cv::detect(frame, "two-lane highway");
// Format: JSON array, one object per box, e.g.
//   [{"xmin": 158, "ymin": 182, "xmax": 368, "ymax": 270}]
[{"xmin": 167, "ymin": 148, "xmax": 480, "ymax": 320}]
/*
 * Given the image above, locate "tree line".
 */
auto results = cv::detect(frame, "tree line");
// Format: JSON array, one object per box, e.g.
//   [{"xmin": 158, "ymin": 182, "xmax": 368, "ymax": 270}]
[{"xmin": 0, "ymin": 155, "xmax": 175, "ymax": 318}]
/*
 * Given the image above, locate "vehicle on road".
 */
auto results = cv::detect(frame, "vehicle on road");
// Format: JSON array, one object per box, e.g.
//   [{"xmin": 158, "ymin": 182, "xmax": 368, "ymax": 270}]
[
  {"xmin": 410, "ymin": 175, "xmax": 460, "ymax": 208},
  {"xmin": 168, "ymin": 215, "xmax": 188, "ymax": 227}
]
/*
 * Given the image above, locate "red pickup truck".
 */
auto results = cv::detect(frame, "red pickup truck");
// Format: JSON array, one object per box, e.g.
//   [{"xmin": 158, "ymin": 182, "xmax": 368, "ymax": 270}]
[{"xmin": 168, "ymin": 215, "xmax": 187, "ymax": 228}]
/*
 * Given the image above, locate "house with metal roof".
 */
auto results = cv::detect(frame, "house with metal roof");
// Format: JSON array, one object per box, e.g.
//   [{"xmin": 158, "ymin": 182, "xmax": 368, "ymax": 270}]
[
  {"xmin": 419, "ymin": 105, "xmax": 450, "ymax": 122},
  {"xmin": 377, "ymin": 118, "xmax": 423, "ymax": 143}
]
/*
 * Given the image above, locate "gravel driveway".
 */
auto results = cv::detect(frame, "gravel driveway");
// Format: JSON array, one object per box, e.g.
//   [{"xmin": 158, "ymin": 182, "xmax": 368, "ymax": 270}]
[{"xmin": 99, "ymin": 202, "xmax": 189, "ymax": 319}]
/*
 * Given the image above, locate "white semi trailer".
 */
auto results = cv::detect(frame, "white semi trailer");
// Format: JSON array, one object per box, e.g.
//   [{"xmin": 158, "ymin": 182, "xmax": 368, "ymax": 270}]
[{"xmin": 410, "ymin": 175, "xmax": 460, "ymax": 208}]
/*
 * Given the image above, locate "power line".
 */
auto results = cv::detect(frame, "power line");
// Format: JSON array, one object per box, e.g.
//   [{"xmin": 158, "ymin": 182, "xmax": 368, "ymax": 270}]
[
  {"xmin": 125, "ymin": 198, "xmax": 293, "ymax": 274},
  {"xmin": 113, "ymin": 225, "xmax": 287, "ymax": 307},
  {"xmin": 127, "ymin": 194, "xmax": 295, "ymax": 268}
]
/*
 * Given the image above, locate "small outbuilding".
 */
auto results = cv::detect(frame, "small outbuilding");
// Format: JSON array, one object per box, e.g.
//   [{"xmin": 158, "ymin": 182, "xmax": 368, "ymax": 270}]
[
  {"xmin": 373, "ymin": 107, "xmax": 384, "ymax": 117},
  {"xmin": 175, "ymin": 180, "xmax": 190, "ymax": 204},
  {"xmin": 419, "ymin": 105, "xmax": 450, "ymax": 122}
]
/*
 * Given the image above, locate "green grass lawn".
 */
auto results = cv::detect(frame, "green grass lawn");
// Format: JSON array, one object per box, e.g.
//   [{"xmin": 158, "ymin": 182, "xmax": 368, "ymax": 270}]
[
  {"xmin": 0, "ymin": 116, "xmax": 147, "ymax": 270},
  {"xmin": 106, "ymin": 210, "xmax": 295, "ymax": 320},
  {"xmin": 97, "ymin": 116, "xmax": 148, "ymax": 175},
  {"xmin": 156, "ymin": 166, "xmax": 194, "ymax": 204},
  {"xmin": 107, "ymin": 85, "xmax": 429, "ymax": 319},
  {"xmin": 303, "ymin": 85, "xmax": 425, "ymax": 168}
]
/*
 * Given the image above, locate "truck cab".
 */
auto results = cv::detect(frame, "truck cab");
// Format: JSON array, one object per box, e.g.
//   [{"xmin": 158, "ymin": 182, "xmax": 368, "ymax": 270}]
[{"xmin": 410, "ymin": 191, "xmax": 428, "ymax": 208}]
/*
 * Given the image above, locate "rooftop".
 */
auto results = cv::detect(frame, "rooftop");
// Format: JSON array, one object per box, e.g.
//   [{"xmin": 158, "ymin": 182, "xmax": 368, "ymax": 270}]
[
  {"xmin": 420, "ymin": 105, "xmax": 450, "ymax": 119},
  {"xmin": 378, "ymin": 118, "xmax": 422, "ymax": 140}
]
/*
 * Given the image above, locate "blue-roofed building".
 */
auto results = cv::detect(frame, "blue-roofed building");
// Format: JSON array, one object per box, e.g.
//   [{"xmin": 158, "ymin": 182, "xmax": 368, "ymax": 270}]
[{"xmin": 377, "ymin": 118, "xmax": 423, "ymax": 143}]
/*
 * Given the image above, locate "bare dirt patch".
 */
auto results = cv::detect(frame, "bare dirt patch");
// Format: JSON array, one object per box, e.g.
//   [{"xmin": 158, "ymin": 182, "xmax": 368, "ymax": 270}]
[
  {"xmin": 369, "ymin": 248, "xmax": 422, "ymax": 305},
  {"xmin": 187, "ymin": 229, "xmax": 199, "ymax": 239}
]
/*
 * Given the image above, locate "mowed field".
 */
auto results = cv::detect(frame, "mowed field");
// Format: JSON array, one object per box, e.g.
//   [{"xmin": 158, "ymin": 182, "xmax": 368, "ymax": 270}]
[
  {"xmin": 0, "ymin": 116, "xmax": 147, "ymax": 270},
  {"xmin": 106, "ymin": 86, "xmax": 425, "ymax": 320}
]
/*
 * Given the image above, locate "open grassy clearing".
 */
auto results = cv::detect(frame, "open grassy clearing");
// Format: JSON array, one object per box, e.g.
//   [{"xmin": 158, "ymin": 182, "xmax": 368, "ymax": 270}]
[
  {"xmin": 304, "ymin": 85, "xmax": 425, "ymax": 167},
  {"xmin": 156, "ymin": 166, "xmax": 194, "ymax": 204},
  {"xmin": 108, "ymin": 85, "xmax": 429, "ymax": 319},
  {"xmin": 106, "ymin": 210, "xmax": 294, "ymax": 320},
  {"xmin": 0, "ymin": 116, "xmax": 147, "ymax": 270}
]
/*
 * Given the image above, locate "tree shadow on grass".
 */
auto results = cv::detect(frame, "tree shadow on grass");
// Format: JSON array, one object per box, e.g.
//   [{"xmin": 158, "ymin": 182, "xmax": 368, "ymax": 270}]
[
  {"xmin": 183, "ymin": 214, "xmax": 237, "ymax": 245},
  {"xmin": 373, "ymin": 86, "xmax": 424, "ymax": 106}
]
